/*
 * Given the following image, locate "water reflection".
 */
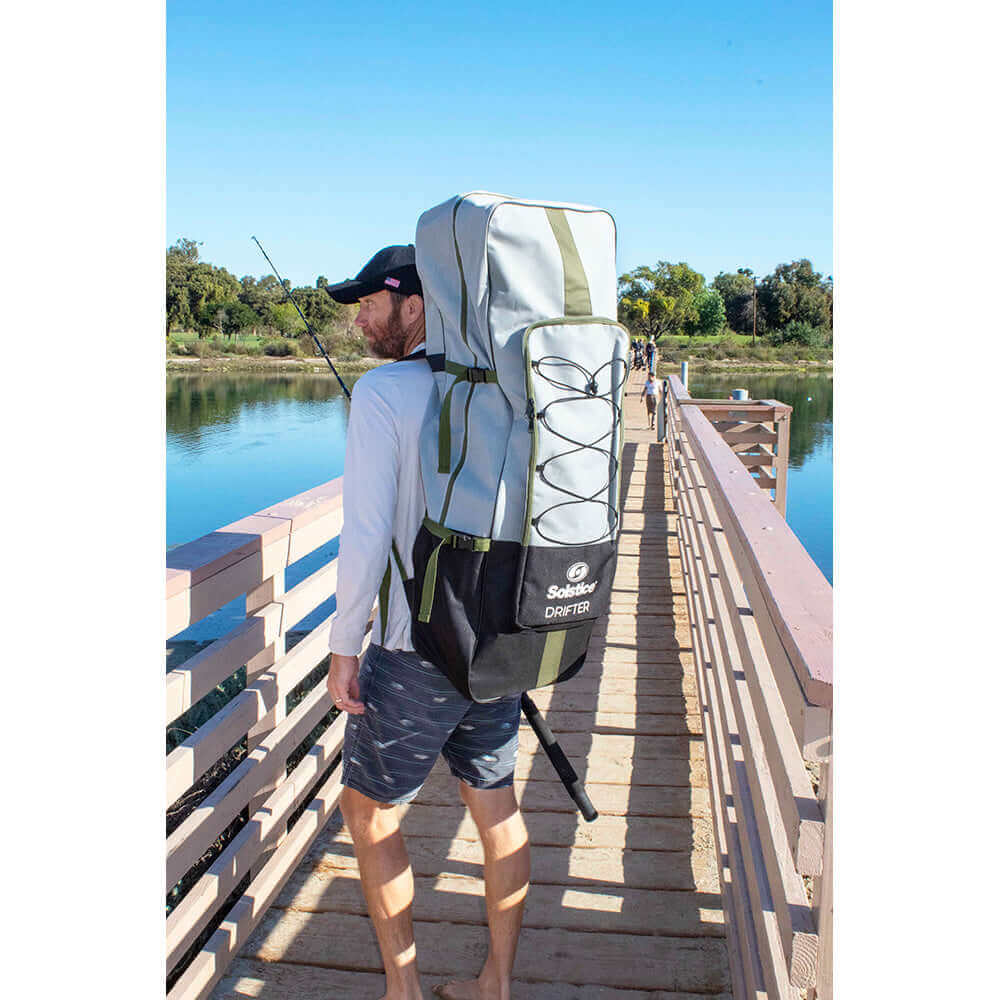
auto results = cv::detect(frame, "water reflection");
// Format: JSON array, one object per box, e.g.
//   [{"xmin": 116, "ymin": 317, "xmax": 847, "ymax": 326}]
[
  {"xmin": 688, "ymin": 372, "xmax": 833, "ymax": 470},
  {"xmin": 167, "ymin": 373, "xmax": 362, "ymax": 451}
]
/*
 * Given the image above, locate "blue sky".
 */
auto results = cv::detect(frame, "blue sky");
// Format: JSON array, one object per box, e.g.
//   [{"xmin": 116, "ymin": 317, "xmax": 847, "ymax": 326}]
[{"xmin": 167, "ymin": 0, "xmax": 831, "ymax": 287}]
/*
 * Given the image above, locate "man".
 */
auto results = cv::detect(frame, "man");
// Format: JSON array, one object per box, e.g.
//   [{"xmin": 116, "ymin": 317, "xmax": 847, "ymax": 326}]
[
  {"xmin": 324, "ymin": 244, "xmax": 530, "ymax": 1000},
  {"xmin": 645, "ymin": 335, "xmax": 656, "ymax": 373}
]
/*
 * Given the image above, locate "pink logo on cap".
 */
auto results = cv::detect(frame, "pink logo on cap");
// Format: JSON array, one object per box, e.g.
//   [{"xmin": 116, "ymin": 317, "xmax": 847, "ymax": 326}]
[{"xmin": 384, "ymin": 277, "xmax": 400, "ymax": 288}]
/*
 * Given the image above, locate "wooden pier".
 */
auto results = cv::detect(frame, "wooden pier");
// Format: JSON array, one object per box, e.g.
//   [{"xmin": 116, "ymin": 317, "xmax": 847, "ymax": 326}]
[{"xmin": 166, "ymin": 365, "xmax": 832, "ymax": 1000}]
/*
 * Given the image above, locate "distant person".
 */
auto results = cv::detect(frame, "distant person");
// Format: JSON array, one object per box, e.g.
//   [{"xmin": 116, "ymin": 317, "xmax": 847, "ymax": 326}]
[
  {"xmin": 645, "ymin": 336, "xmax": 656, "ymax": 372},
  {"xmin": 643, "ymin": 371, "xmax": 659, "ymax": 429}
]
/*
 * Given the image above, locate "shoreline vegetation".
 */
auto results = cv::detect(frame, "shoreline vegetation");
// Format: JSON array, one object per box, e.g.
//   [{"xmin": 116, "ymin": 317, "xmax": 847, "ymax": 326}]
[
  {"xmin": 165, "ymin": 353, "xmax": 833, "ymax": 376},
  {"xmin": 166, "ymin": 238, "xmax": 833, "ymax": 378}
]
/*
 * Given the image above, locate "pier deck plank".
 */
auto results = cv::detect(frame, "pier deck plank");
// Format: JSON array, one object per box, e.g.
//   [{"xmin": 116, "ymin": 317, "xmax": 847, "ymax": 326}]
[{"xmin": 210, "ymin": 368, "xmax": 730, "ymax": 999}]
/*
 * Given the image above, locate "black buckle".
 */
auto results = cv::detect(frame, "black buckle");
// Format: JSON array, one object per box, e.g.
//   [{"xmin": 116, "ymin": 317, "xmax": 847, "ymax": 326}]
[
  {"xmin": 467, "ymin": 368, "xmax": 491, "ymax": 384},
  {"xmin": 450, "ymin": 533, "xmax": 478, "ymax": 550}
]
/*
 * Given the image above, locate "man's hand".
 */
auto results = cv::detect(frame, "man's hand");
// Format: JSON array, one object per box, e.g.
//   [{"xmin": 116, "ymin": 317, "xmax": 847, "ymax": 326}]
[{"xmin": 326, "ymin": 653, "xmax": 366, "ymax": 714}]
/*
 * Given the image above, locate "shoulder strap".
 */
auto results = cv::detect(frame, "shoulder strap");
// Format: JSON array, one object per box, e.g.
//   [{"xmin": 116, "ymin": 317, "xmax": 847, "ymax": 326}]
[{"xmin": 378, "ymin": 540, "xmax": 409, "ymax": 640}]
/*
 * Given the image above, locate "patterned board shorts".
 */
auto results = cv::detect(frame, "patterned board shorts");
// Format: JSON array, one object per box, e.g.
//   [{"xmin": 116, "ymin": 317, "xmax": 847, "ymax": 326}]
[{"xmin": 341, "ymin": 644, "xmax": 522, "ymax": 805}]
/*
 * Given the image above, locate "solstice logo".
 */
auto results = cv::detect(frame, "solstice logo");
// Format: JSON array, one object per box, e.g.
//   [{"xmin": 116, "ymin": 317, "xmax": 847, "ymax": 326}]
[{"xmin": 566, "ymin": 562, "xmax": 590, "ymax": 583}]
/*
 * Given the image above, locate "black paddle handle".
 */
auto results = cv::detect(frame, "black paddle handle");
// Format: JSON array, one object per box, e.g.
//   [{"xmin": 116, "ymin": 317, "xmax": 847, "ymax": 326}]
[{"xmin": 520, "ymin": 692, "xmax": 598, "ymax": 822}]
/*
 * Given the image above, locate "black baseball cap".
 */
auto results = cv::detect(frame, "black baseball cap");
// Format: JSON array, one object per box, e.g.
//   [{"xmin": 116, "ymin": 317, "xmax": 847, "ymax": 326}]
[{"xmin": 324, "ymin": 244, "xmax": 422, "ymax": 303}]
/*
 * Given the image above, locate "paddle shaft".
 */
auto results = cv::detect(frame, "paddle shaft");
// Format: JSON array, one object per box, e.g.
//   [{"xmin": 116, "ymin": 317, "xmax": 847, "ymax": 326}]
[{"xmin": 520, "ymin": 692, "xmax": 598, "ymax": 822}]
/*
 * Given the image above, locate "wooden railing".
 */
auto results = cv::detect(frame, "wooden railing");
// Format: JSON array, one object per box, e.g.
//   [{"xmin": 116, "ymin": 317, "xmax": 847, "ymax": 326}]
[
  {"xmin": 675, "ymin": 397, "xmax": 791, "ymax": 515},
  {"xmin": 165, "ymin": 478, "xmax": 359, "ymax": 1000},
  {"xmin": 664, "ymin": 375, "xmax": 833, "ymax": 999}
]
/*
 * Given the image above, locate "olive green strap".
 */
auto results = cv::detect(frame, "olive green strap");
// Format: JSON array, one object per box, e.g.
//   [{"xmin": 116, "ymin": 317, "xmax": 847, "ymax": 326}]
[
  {"xmin": 417, "ymin": 518, "xmax": 491, "ymax": 624},
  {"xmin": 536, "ymin": 628, "xmax": 568, "ymax": 687},
  {"xmin": 421, "ymin": 516, "xmax": 492, "ymax": 549},
  {"xmin": 379, "ymin": 540, "xmax": 407, "ymax": 637},
  {"xmin": 438, "ymin": 380, "xmax": 458, "ymax": 474},
  {"xmin": 437, "ymin": 364, "xmax": 498, "ymax": 474},
  {"xmin": 544, "ymin": 207, "xmax": 592, "ymax": 317},
  {"xmin": 451, "ymin": 198, "xmax": 470, "ymax": 353},
  {"xmin": 418, "ymin": 536, "xmax": 448, "ymax": 623}
]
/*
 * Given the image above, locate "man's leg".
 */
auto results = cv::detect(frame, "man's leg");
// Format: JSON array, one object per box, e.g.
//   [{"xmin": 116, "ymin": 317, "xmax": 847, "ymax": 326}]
[
  {"xmin": 340, "ymin": 785, "xmax": 425, "ymax": 1000},
  {"xmin": 433, "ymin": 783, "xmax": 530, "ymax": 1000}
]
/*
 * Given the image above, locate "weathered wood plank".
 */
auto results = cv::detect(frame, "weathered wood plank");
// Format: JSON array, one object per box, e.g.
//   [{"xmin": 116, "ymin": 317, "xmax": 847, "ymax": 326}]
[
  {"xmin": 719, "ymin": 427, "xmax": 778, "ymax": 446},
  {"xmin": 560, "ymin": 671, "xmax": 699, "ymax": 697},
  {"xmin": 244, "ymin": 911, "xmax": 731, "ymax": 994},
  {"xmin": 396, "ymin": 802, "xmax": 715, "ymax": 853},
  {"xmin": 526, "ymin": 687, "xmax": 699, "ymax": 716},
  {"xmin": 166, "ymin": 603, "xmax": 281, "ymax": 723},
  {"xmin": 530, "ymin": 709, "xmax": 703, "ymax": 736},
  {"xmin": 516, "ymin": 728, "xmax": 705, "ymax": 763},
  {"xmin": 317, "ymin": 829, "xmax": 721, "ymax": 892},
  {"xmin": 274, "ymin": 863, "xmax": 726, "ymax": 938},
  {"xmin": 416, "ymin": 768, "xmax": 712, "ymax": 818},
  {"xmin": 214, "ymin": 957, "xmax": 735, "ymax": 1000}
]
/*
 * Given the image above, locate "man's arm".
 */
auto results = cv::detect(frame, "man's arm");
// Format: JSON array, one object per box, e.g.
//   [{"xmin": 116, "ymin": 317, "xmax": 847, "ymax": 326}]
[{"xmin": 325, "ymin": 376, "xmax": 400, "ymax": 709}]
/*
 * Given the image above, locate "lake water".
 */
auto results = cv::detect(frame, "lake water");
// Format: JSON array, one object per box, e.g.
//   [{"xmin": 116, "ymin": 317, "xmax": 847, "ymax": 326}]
[{"xmin": 167, "ymin": 369, "xmax": 832, "ymax": 640}]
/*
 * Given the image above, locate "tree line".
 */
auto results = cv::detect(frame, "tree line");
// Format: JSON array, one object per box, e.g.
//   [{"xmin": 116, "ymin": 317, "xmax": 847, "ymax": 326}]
[
  {"xmin": 166, "ymin": 238, "xmax": 833, "ymax": 350},
  {"xmin": 165, "ymin": 238, "xmax": 356, "ymax": 343},
  {"xmin": 617, "ymin": 259, "xmax": 833, "ymax": 347}
]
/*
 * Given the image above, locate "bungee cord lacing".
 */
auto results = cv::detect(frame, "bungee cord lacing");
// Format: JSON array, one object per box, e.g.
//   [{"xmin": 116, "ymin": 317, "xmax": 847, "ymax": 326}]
[{"xmin": 529, "ymin": 355, "xmax": 628, "ymax": 546}]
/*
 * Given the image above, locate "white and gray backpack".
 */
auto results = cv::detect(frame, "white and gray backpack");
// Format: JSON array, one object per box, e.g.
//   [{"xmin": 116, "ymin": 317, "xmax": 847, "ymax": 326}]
[{"xmin": 405, "ymin": 192, "xmax": 629, "ymax": 701}]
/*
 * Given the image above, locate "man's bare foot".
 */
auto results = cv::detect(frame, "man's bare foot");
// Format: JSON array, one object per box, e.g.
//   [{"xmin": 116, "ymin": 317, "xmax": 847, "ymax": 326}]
[{"xmin": 432, "ymin": 978, "xmax": 506, "ymax": 1000}]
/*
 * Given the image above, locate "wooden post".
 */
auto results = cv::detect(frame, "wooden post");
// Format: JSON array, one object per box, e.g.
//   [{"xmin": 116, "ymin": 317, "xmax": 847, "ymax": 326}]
[
  {"xmin": 774, "ymin": 411, "xmax": 791, "ymax": 517},
  {"xmin": 656, "ymin": 380, "xmax": 666, "ymax": 441},
  {"xmin": 808, "ymin": 761, "xmax": 833, "ymax": 1000}
]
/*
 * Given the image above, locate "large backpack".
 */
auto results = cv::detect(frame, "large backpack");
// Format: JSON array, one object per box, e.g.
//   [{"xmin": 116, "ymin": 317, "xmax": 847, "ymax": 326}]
[{"xmin": 406, "ymin": 192, "xmax": 630, "ymax": 701}]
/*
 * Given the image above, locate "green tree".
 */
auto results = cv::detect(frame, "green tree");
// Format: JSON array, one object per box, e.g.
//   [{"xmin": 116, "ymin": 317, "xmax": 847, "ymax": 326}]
[
  {"xmin": 711, "ymin": 270, "xmax": 755, "ymax": 333},
  {"xmin": 618, "ymin": 261, "xmax": 706, "ymax": 339},
  {"xmin": 165, "ymin": 239, "xmax": 240, "ymax": 333},
  {"xmin": 167, "ymin": 237, "xmax": 202, "ymax": 262},
  {"xmin": 268, "ymin": 301, "xmax": 305, "ymax": 337},
  {"xmin": 757, "ymin": 259, "xmax": 833, "ymax": 335},
  {"xmin": 200, "ymin": 300, "xmax": 257, "ymax": 337},
  {"xmin": 690, "ymin": 288, "xmax": 727, "ymax": 336}
]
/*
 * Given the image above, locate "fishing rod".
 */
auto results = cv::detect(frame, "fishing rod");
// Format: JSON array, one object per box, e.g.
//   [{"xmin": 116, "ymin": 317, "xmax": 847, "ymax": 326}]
[{"xmin": 251, "ymin": 236, "xmax": 352, "ymax": 400}]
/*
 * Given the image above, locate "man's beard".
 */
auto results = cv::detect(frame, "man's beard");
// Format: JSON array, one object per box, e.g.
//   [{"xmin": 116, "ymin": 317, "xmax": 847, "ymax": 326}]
[{"xmin": 367, "ymin": 298, "xmax": 409, "ymax": 359}]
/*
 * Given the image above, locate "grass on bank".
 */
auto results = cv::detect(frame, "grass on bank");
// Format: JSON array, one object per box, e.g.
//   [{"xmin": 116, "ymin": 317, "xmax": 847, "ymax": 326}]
[
  {"xmin": 166, "ymin": 328, "xmax": 833, "ymax": 370},
  {"xmin": 167, "ymin": 327, "xmax": 368, "ymax": 361},
  {"xmin": 654, "ymin": 332, "xmax": 831, "ymax": 365}
]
